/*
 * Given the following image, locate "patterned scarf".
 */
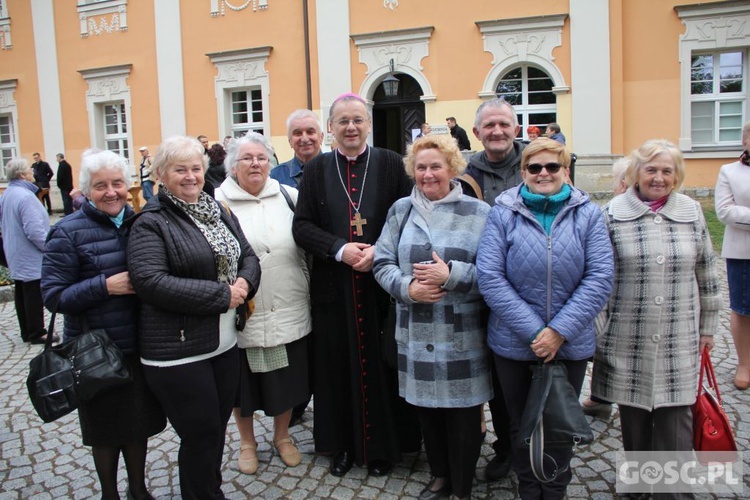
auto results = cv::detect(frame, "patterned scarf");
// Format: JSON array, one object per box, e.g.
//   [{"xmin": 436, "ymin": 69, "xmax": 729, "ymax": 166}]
[
  {"xmin": 634, "ymin": 185, "xmax": 669, "ymax": 213},
  {"xmin": 163, "ymin": 187, "xmax": 241, "ymax": 283},
  {"xmin": 741, "ymin": 150, "xmax": 750, "ymax": 166}
]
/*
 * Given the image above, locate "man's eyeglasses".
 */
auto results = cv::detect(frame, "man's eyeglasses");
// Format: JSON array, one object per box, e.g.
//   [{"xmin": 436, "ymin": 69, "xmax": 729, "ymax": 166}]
[
  {"xmin": 237, "ymin": 156, "xmax": 269, "ymax": 165},
  {"xmin": 335, "ymin": 118, "xmax": 368, "ymax": 127},
  {"xmin": 526, "ymin": 162, "xmax": 563, "ymax": 175}
]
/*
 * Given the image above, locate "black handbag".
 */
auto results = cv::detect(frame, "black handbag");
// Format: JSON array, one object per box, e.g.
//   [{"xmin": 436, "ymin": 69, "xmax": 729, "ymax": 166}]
[
  {"xmin": 58, "ymin": 317, "xmax": 132, "ymax": 402},
  {"xmin": 27, "ymin": 312, "xmax": 132, "ymax": 423},
  {"xmin": 27, "ymin": 312, "xmax": 78, "ymax": 423},
  {"xmin": 518, "ymin": 361, "xmax": 593, "ymax": 483},
  {"xmin": 379, "ymin": 205, "xmax": 413, "ymax": 371}
]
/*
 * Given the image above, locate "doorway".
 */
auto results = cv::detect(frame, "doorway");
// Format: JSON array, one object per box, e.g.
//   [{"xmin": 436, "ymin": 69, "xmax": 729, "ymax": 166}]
[{"xmin": 372, "ymin": 74, "xmax": 425, "ymax": 155}]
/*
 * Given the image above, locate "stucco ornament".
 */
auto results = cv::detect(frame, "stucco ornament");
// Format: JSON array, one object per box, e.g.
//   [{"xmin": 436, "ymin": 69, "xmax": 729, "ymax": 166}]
[
  {"xmin": 384, "ymin": 0, "xmax": 398, "ymax": 10},
  {"xmin": 211, "ymin": 0, "xmax": 268, "ymax": 16}
]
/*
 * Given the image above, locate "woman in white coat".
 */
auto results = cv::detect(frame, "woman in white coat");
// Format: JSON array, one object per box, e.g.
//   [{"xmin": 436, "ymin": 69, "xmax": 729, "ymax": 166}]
[
  {"xmin": 216, "ymin": 133, "xmax": 312, "ymax": 474},
  {"xmin": 715, "ymin": 121, "xmax": 750, "ymax": 390}
]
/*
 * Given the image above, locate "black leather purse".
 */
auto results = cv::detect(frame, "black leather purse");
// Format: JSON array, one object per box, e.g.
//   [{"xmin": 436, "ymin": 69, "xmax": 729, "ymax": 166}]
[
  {"xmin": 518, "ymin": 361, "xmax": 593, "ymax": 482},
  {"xmin": 27, "ymin": 312, "xmax": 78, "ymax": 423},
  {"xmin": 27, "ymin": 312, "xmax": 132, "ymax": 422}
]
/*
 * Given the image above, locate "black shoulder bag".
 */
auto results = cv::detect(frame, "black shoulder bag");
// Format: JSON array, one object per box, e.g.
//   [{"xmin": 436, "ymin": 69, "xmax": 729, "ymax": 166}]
[{"xmin": 518, "ymin": 361, "xmax": 593, "ymax": 482}]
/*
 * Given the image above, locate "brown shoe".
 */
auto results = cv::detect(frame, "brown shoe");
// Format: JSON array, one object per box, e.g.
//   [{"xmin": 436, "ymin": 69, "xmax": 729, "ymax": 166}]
[
  {"xmin": 238, "ymin": 443, "xmax": 258, "ymax": 474},
  {"xmin": 274, "ymin": 436, "xmax": 301, "ymax": 467}
]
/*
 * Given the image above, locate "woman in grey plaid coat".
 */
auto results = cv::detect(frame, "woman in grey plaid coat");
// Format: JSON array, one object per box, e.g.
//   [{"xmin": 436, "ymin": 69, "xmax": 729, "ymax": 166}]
[
  {"xmin": 592, "ymin": 140, "xmax": 722, "ymax": 484},
  {"xmin": 374, "ymin": 134, "xmax": 492, "ymax": 500}
]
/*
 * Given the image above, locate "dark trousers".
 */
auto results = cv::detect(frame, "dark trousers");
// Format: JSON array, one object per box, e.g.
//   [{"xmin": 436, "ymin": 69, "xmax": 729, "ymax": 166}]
[
  {"xmin": 143, "ymin": 346, "xmax": 239, "ymax": 500},
  {"xmin": 619, "ymin": 404, "xmax": 694, "ymax": 500},
  {"xmin": 60, "ymin": 189, "xmax": 73, "ymax": 215},
  {"xmin": 494, "ymin": 355, "xmax": 587, "ymax": 500},
  {"xmin": 416, "ymin": 405, "xmax": 483, "ymax": 498},
  {"xmin": 488, "ymin": 356, "xmax": 512, "ymax": 458},
  {"xmin": 14, "ymin": 279, "xmax": 45, "ymax": 342}
]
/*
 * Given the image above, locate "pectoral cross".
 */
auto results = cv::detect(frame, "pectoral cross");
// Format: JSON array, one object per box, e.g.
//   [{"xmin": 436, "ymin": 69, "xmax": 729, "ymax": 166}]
[{"xmin": 350, "ymin": 212, "xmax": 368, "ymax": 236}]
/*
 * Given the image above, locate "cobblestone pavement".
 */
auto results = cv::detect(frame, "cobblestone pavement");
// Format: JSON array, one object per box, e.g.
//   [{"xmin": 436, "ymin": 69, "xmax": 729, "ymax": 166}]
[{"xmin": 0, "ymin": 262, "xmax": 747, "ymax": 499}]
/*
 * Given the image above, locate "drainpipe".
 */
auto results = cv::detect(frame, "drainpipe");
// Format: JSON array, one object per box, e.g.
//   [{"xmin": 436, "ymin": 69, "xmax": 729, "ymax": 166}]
[{"xmin": 303, "ymin": 0, "xmax": 312, "ymax": 109}]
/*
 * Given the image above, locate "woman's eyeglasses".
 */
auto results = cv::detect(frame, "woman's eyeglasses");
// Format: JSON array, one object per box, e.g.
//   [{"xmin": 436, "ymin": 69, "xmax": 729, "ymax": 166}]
[{"xmin": 526, "ymin": 162, "xmax": 563, "ymax": 175}]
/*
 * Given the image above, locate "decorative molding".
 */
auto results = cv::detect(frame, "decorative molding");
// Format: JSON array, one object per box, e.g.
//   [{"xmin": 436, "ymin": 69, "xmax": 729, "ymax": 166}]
[
  {"xmin": 475, "ymin": 14, "xmax": 568, "ymax": 98},
  {"xmin": 0, "ymin": 3, "xmax": 11, "ymax": 50},
  {"xmin": 0, "ymin": 79, "xmax": 18, "ymax": 112},
  {"xmin": 207, "ymin": 46, "xmax": 272, "ymax": 137},
  {"xmin": 383, "ymin": 0, "xmax": 398, "ymax": 10},
  {"xmin": 77, "ymin": 0, "xmax": 128, "ymax": 38},
  {"xmin": 351, "ymin": 27, "xmax": 434, "ymax": 101},
  {"xmin": 211, "ymin": 0, "xmax": 268, "ymax": 17},
  {"xmin": 675, "ymin": 1, "xmax": 750, "ymax": 151}
]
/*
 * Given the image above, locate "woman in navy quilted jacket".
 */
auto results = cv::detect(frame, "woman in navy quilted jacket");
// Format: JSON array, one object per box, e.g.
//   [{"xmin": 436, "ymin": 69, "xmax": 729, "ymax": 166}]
[
  {"xmin": 42, "ymin": 149, "xmax": 166, "ymax": 500},
  {"xmin": 476, "ymin": 138, "xmax": 614, "ymax": 499}
]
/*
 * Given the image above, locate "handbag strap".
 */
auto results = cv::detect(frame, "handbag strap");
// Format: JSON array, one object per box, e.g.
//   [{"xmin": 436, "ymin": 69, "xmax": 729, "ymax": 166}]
[
  {"xmin": 529, "ymin": 362, "xmax": 568, "ymax": 483},
  {"xmin": 43, "ymin": 311, "xmax": 58, "ymax": 350},
  {"xmin": 698, "ymin": 347, "xmax": 722, "ymax": 405}
]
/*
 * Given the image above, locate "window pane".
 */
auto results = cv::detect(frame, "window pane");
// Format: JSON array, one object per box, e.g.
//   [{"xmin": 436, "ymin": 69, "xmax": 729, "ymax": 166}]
[
  {"xmin": 233, "ymin": 101, "xmax": 248, "ymax": 114},
  {"xmin": 528, "ymin": 91, "xmax": 556, "ymax": 105},
  {"xmin": 252, "ymin": 112, "xmax": 263, "ymax": 122},
  {"xmin": 691, "ymin": 101, "xmax": 714, "ymax": 143},
  {"xmin": 691, "ymin": 54, "xmax": 714, "ymax": 94},
  {"xmin": 251, "ymin": 89, "xmax": 261, "ymax": 101},
  {"xmin": 232, "ymin": 91, "xmax": 247, "ymax": 102},
  {"xmin": 106, "ymin": 140, "xmax": 120, "ymax": 152},
  {"xmin": 502, "ymin": 67, "xmax": 522, "ymax": 80}
]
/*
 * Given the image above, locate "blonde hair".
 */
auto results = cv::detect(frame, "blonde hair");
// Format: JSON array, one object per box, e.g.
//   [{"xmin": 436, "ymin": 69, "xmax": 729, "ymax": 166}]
[
  {"xmin": 152, "ymin": 136, "xmax": 207, "ymax": 179},
  {"xmin": 520, "ymin": 137, "xmax": 571, "ymax": 171},
  {"xmin": 404, "ymin": 134, "xmax": 466, "ymax": 178},
  {"xmin": 626, "ymin": 139, "xmax": 685, "ymax": 191}
]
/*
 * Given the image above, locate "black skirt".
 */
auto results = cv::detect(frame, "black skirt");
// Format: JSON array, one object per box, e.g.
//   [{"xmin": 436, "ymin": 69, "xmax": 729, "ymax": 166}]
[
  {"xmin": 237, "ymin": 335, "xmax": 310, "ymax": 417},
  {"xmin": 78, "ymin": 353, "xmax": 166, "ymax": 446}
]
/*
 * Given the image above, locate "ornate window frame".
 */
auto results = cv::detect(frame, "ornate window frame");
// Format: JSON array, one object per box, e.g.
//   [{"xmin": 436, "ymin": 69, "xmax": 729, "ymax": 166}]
[
  {"xmin": 77, "ymin": 0, "xmax": 128, "ymax": 38},
  {"xmin": 351, "ymin": 27, "xmax": 435, "ymax": 102},
  {"xmin": 0, "ymin": 0, "xmax": 11, "ymax": 50},
  {"xmin": 78, "ymin": 64, "xmax": 134, "ymax": 164},
  {"xmin": 0, "ymin": 79, "xmax": 19, "ymax": 180},
  {"xmin": 475, "ymin": 14, "xmax": 568, "ymax": 99},
  {"xmin": 207, "ymin": 47, "xmax": 272, "ymax": 138},
  {"xmin": 675, "ymin": 0, "xmax": 750, "ymax": 153}
]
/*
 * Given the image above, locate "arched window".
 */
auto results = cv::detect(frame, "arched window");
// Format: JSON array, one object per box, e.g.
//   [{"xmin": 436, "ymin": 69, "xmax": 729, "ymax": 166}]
[{"xmin": 496, "ymin": 66, "xmax": 557, "ymax": 140}]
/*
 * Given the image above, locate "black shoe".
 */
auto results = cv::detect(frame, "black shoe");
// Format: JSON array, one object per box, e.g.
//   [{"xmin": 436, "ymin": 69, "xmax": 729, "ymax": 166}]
[
  {"xmin": 30, "ymin": 334, "xmax": 59, "ymax": 345},
  {"xmin": 126, "ymin": 489, "xmax": 155, "ymax": 500},
  {"xmin": 419, "ymin": 477, "xmax": 451, "ymax": 499},
  {"xmin": 330, "ymin": 451, "xmax": 354, "ymax": 477},
  {"xmin": 485, "ymin": 454, "xmax": 512, "ymax": 481},
  {"xmin": 367, "ymin": 459, "xmax": 392, "ymax": 477}
]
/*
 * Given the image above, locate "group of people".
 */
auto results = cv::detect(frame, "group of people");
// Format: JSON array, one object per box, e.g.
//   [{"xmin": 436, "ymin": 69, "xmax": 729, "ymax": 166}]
[{"xmin": 0, "ymin": 93, "xmax": 747, "ymax": 499}]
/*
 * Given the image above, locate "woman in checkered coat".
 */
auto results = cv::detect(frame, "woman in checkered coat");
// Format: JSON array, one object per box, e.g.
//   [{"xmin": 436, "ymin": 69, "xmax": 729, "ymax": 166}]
[
  {"xmin": 374, "ymin": 134, "xmax": 492, "ymax": 500},
  {"xmin": 591, "ymin": 140, "xmax": 722, "ymax": 469}
]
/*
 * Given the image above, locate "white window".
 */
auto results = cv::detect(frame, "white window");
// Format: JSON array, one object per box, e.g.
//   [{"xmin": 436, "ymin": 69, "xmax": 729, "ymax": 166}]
[
  {"xmin": 0, "ymin": 114, "xmax": 16, "ymax": 179},
  {"xmin": 102, "ymin": 103, "xmax": 129, "ymax": 160},
  {"xmin": 230, "ymin": 89, "xmax": 264, "ymax": 137},
  {"xmin": 676, "ymin": 2, "xmax": 750, "ymax": 153},
  {"xmin": 496, "ymin": 65, "xmax": 557, "ymax": 139},
  {"xmin": 0, "ymin": 0, "xmax": 11, "ymax": 50},
  {"xmin": 690, "ymin": 51, "xmax": 745, "ymax": 146},
  {"xmin": 208, "ymin": 47, "xmax": 271, "ymax": 139}
]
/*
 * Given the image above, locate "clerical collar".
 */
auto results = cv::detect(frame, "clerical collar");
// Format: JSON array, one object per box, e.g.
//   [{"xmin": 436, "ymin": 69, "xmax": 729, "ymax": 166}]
[{"xmin": 337, "ymin": 145, "xmax": 368, "ymax": 162}]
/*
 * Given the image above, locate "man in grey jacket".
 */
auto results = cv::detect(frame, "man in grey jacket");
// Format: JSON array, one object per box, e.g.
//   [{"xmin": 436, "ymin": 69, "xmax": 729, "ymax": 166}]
[{"xmin": 463, "ymin": 97, "xmax": 525, "ymax": 481}]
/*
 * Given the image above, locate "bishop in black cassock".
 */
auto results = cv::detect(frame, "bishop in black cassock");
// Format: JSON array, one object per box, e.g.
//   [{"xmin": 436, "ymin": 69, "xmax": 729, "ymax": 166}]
[{"xmin": 292, "ymin": 94, "xmax": 420, "ymax": 477}]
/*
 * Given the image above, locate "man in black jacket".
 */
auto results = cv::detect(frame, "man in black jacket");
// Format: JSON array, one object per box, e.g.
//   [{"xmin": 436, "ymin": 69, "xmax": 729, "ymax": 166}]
[
  {"xmin": 32, "ymin": 152, "xmax": 54, "ymax": 214},
  {"xmin": 55, "ymin": 153, "xmax": 74, "ymax": 215},
  {"xmin": 446, "ymin": 116, "xmax": 472, "ymax": 151}
]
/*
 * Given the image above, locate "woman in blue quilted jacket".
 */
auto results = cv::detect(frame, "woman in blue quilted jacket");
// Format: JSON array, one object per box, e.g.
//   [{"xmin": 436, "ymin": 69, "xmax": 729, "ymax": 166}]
[
  {"xmin": 476, "ymin": 138, "xmax": 614, "ymax": 499},
  {"xmin": 41, "ymin": 149, "xmax": 166, "ymax": 500}
]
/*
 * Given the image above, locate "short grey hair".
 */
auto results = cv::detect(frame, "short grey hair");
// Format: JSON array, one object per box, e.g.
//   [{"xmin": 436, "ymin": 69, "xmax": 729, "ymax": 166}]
[
  {"xmin": 79, "ymin": 149, "xmax": 131, "ymax": 196},
  {"xmin": 612, "ymin": 157, "xmax": 630, "ymax": 186},
  {"xmin": 474, "ymin": 98, "xmax": 518, "ymax": 129},
  {"xmin": 152, "ymin": 136, "xmax": 207, "ymax": 179},
  {"xmin": 5, "ymin": 157, "xmax": 30, "ymax": 180},
  {"xmin": 224, "ymin": 131, "xmax": 275, "ymax": 176},
  {"xmin": 286, "ymin": 109, "xmax": 322, "ymax": 139}
]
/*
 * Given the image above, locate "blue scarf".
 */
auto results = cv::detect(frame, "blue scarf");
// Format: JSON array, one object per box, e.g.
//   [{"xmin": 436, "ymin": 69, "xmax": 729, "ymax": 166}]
[
  {"xmin": 520, "ymin": 183, "xmax": 572, "ymax": 235},
  {"xmin": 88, "ymin": 200, "xmax": 125, "ymax": 228}
]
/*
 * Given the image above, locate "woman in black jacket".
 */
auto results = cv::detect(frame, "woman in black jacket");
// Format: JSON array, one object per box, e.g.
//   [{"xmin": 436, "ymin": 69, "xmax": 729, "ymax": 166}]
[
  {"xmin": 127, "ymin": 135, "xmax": 261, "ymax": 500},
  {"xmin": 42, "ymin": 149, "xmax": 166, "ymax": 500}
]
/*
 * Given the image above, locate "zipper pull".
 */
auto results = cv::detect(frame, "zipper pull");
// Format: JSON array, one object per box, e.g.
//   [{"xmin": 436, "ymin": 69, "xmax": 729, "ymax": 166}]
[
  {"xmin": 179, "ymin": 330, "xmax": 185, "ymax": 342},
  {"xmin": 547, "ymin": 236, "xmax": 552, "ymax": 250}
]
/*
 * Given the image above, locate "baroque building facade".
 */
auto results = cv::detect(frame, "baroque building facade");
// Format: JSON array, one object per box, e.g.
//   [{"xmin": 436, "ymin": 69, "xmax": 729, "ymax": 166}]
[{"xmin": 0, "ymin": 0, "xmax": 748, "ymax": 193}]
